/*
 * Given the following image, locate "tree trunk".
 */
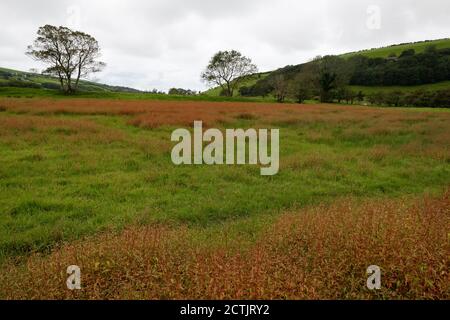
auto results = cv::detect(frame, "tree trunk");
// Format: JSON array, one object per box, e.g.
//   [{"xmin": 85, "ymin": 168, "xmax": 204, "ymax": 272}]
[
  {"xmin": 226, "ymin": 82, "xmax": 233, "ymax": 97},
  {"xmin": 75, "ymin": 63, "xmax": 82, "ymax": 92}
]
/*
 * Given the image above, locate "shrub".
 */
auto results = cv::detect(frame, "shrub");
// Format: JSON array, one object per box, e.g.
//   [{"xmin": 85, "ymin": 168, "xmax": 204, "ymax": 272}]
[
  {"xmin": 41, "ymin": 82, "xmax": 61, "ymax": 90},
  {"xmin": 0, "ymin": 80, "xmax": 41, "ymax": 89},
  {"xmin": 367, "ymin": 89, "xmax": 450, "ymax": 108}
]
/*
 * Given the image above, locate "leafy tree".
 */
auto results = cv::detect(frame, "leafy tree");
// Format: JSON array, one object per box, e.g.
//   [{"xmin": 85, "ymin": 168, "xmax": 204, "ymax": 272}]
[
  {"xmin": 289, "ymin": 68, "xmax": 315, "ymax": 103},
  {"xmin": 201, "ymin": 50, "xmax": 258, "ymax": 97},
  {"xmin": 344, "ymin": 89, "xmax": 357, "ymax": 104},
  {"xmin": 238, "ymin": 86, "xmax": 251, "ymax": 96},
  {"xmin": 385, "ymin": 91, "xmax": 404, "ymax": 107},
  {"xmin": 366, "ymin": 89, "xmax": 450, "ymax": 108},
  {"xmin": 399, "ymin": 49, "xmax": 415, "ymax": 58},
  {"xmin": 348, "ymin": 48, "xmax": 450, "ymax": 87},
  {"xmin": 26, "ymin": 25, "xmax": 105, "ymax": 94},
  {"xmin": 239, "ymin": 80, "xmax": 273, "ymax": 98},
  {"xmin": 314, "ymin": 55, "xmax": 352, "ymax": 103},
  {"xmin": 356, "ymin": 91, "xmax": 365, "ymax": 103},
  {"xmin": 169, "ymin": 88, "xmax": 196, "ymax": 96}
]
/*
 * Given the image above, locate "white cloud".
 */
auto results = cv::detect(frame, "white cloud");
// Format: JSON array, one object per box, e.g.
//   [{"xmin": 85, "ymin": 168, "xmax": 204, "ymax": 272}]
[{"xmin": 0, "ymin": 0, "xmax": 449, "ymax": 91}]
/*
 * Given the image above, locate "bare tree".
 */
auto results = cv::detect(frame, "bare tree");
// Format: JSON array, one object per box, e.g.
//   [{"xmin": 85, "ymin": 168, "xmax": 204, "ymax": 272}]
[
  {"xmin": 271, "ymin": 75, "xmax": 288, "ymax": 103},
  {"xmin": 201, "ymin": 50, "xmax": 258, "ymax": 97},
  {"xmin": 26, "ymin": 25, "xmax": 105, "ymax": 94}
]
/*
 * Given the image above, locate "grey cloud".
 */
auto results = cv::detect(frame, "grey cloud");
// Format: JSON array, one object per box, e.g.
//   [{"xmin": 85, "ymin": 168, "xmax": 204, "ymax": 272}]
[{"xmin": 0, "ymin": 0, "xmax": 449, "ymax": 91}]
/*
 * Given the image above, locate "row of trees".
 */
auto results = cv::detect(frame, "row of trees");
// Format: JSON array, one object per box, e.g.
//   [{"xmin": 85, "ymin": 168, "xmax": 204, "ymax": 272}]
[
  {"xmin": 250, "ymin": 73, "xmax": 365, "ymax": 104},
  {"xmin": 239, "ymin": 55, "xmax": 355, "ymax": 103},
  {"xmin": 237, "ymin": 46, "xmax": 450, "ymax": 105},
  {"xmin": 349, "ymin": 46, "xmax": 450, "ymax": 86},
  {"xmin": 168, "ymin": 88, "xmax": 198, "ymax": 96},
  {"xmin": 367, "ymin": 89, "xmax": 450, "ymax": 108}
]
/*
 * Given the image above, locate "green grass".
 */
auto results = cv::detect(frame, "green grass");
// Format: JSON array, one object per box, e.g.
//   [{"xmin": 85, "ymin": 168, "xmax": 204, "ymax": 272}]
[
  {"xmin": 0, "ymin": 86, "xmax": 275, "ymax": 103},
  {"xmin": 0, "ymin": 67, "xmax": 137, "ymax": 93},
  {"xmin": 0, "ymin": 101, "xmax": 449, "ymax": 262},
  {"xmin": 341, "ymin": 38, "xmax": 450, "ymax": 59}
]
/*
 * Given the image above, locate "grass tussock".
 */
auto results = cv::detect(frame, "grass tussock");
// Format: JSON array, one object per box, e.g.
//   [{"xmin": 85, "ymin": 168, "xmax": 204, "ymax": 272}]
[{"xmin": 1, "ymin": 191, "xmax": 448, "ymax": 300}]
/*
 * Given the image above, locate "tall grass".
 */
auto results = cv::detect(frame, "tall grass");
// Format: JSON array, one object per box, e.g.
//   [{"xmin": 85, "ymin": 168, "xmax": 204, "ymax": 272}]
[
  {"xmin": 0, "ymin": 98, "xmax": 449, "ymax": 263},
  {"xmin": 0, "ymin": 191, "xmax": 448, "ymax": 300}
]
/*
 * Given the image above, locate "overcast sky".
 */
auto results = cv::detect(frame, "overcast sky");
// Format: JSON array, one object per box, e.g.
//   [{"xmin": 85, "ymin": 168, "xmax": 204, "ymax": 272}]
[{"xmin": 1, "ymin": 0, "xmax": 449, "ymax": 91}]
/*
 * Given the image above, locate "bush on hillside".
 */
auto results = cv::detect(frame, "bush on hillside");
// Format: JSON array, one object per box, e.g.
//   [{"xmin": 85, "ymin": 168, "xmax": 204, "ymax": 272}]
[{"xmin": 0, "ymin": 80, "xmax": 41, "ymax": 89}]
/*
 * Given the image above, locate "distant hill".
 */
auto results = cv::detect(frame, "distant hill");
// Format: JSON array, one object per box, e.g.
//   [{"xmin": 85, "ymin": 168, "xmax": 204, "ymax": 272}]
[
  {"xmin": 0, "ymin": 67, "xmax": 142, "ymax": 93},
  {"xmin": 341, "ymin": 38, "xmax": 450, "ymax": 59},
  {"xmin": 205, "ymin": 38, "xmax": 450, "ymax": 97}
]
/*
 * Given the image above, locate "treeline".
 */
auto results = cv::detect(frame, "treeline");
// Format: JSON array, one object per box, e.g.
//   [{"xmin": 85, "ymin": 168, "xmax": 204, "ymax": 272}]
[
  {"xmin": 239, "ymin": 45, "xmax": 450, "ymax": 107},
  {"xmin": 0, "ymin": 70, "xmax": 41, "ymax": 88},
  {"xmin": 0, "ymin": 79, "xmax": 42, "ymax": 89},
  {"xmin": 168, "ymin": 88, "xmax": 198, "ymax": 96},
  {"xmin": 239, "ymin": 55, "xmax": 357, "ymax": 103},
  {"xmin": 349, "ymin": 47, "xmax": 450, "ymax": 86},
  {"xmin": 367, "ymin": 89, "xmax": 450, "ymax": 108}
]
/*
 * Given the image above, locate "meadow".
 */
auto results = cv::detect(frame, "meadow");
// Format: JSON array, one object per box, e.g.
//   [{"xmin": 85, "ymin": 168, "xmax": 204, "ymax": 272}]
[
  {"xmin": 0, "ymin": 97, "xmax": 448, "ymax": 299},
  {"xmin": 0, "ymin": 86, "xmax": 272, "ymax": 102}
]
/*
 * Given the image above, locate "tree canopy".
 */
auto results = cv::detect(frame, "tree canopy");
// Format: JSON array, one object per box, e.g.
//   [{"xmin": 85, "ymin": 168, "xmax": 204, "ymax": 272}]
[
  {"xmin": 201, "ymin": 50, "xmax": 258, "ymax": 97},
  {"xmin": 27, "ymin": 25, "xmax": 105, "ymax": 94}
]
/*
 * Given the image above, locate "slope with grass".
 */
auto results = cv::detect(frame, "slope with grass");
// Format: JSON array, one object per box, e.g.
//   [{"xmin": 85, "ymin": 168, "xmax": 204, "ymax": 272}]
[
  {"xmin": 0, "ymin": 86, "xmax": 274, "ymax": 102},
  {"xmin": 342, "ymin": 38, "xmax": 450, "ymax": 59},
  {"xmin": 204, "ymin": 72, "xmax": 271, "ymax": 96},
  {"xmin": 205, "ymin": 39, "xmax": 450, "ymax": 99},
  {"xmin": 0, "ymin": 67, "xmax": 141, "ymax": 93}
]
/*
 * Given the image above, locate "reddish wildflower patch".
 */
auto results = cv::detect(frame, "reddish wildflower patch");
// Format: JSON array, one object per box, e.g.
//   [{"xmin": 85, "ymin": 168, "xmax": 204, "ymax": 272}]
[
  {"xmin": 2, "ymin": 98, "xmax": 448, "ymax": 130},
  {"xmin": 0, "ymin": 191, "xmax": 448, "ymax": 300}
]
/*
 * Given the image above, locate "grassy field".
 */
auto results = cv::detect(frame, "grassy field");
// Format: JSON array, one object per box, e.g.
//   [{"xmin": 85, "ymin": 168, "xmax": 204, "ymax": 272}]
[
  {"xmin": 0, "ymin": 97, "xmax": 449, "ymax": 299},
  {"xmin": 0, "ymin": 67, "xmax": 140, "ymax": 93},
  {"xmin": 0, "ymin": 86, "xmax": 274, "ymax": 103},
  {"xmin": 342, "ymin": 38, "xmax": 450, "ymax": 59}
]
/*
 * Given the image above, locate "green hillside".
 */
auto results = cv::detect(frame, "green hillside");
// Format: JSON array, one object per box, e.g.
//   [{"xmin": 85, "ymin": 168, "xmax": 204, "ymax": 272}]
[
  {"xmin": 0, "ymin": 67, "xmax": 141, "ymax": 93},
  {"xmin": 341, "ymin": 38, "xmax": 450, "ymax": 59},
  {"xmin": 204, "ymin": 38, "xmax": 450, "ymax": 99},
  {"xmin": 3, "ymin": 38, "xmax": 450, "ymax": 101},
  {"xmin": 204, "ymin": 72, "xmax": 270, "ymax": 96}
]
